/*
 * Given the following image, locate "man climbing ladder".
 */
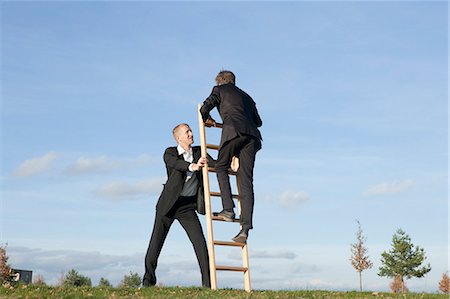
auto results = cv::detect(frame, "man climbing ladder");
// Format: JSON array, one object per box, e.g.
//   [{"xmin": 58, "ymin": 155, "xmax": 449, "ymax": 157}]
[{"xmin": 200, "ymin": 70, "xmax": 263, "ymax": 243}]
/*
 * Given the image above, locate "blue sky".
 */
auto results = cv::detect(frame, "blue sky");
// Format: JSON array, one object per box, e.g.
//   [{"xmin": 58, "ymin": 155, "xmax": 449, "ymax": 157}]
[{"xmin": 1, "ymin": 0, "xmax": 447, "ymax": 292}]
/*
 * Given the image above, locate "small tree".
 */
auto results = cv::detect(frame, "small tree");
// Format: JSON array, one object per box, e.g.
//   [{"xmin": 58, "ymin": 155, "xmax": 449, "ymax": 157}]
[
  {"xmin": 378, "ymin": 229, "xmax": 431, "ymax": 293},
  {"xmin": 350, "ymin": 220, "xmax": 373, "ymax": 291},
  {"xmin": 62, "ymin": 269, "xmax": 92, "ymax": 287},
  {"xmin": 98, "ymin": 277, "xmax": 113, "ymax": 287},
  {"xmin": 119, "ymin": 271, "xmax": 141, "ymax": 288},
  {"xmin": 390, "ymin": 275, "xmax": 409, "ymax": 293},
  {"xmin": 438, "ymin": 272, "xmax": 450, "ymax": 294},
  {"xmin": 0, "ymin": 245, "xmax": 12, "ymax": 284}
]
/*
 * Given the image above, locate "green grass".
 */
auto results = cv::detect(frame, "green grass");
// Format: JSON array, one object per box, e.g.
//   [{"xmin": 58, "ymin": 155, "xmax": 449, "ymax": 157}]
[{"xmin": 0, "ymin": 285, "xmax": 447, "ymax": 299}]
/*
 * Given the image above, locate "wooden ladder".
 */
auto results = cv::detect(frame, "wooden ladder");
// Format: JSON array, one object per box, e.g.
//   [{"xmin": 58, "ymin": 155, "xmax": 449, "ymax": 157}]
[{"xmin": 197, "ymin": 104, "xmax": 251, "ymax": 292}]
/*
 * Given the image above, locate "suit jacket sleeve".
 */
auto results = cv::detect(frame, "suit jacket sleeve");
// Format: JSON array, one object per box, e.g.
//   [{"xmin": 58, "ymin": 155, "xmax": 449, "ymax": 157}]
[
  {"xmin": 206, "ymin": 152, "xmax": 216, "ymax": 168},
  {"xmin": 253, "ymin": 101, "xmax": 263, "ymax": 128},
  {"xmin": 200, "ymin": 86, "xmax": 220, "ymax": 122},
  {"xmin": 164, "ymin": 148, "xmax": 190, "ymax": 172}
]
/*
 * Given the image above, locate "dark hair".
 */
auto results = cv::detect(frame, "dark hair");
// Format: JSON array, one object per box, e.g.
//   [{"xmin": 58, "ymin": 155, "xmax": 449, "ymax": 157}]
[{"xmin": 215, "ymin": 70, "xmax": 235, "ymax": 85}]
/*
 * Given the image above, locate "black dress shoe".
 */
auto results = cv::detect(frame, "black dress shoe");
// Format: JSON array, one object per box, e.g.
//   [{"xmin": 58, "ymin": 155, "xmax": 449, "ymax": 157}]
[
  {"xmin": 232, "ymin": 229, "xmax": 248, "ymax": 243},
  {"xmin": 214, "ymin": 209, "xmax": 235, "ymax": 222},
  {"xmin": 142, "ymin": 279, "xmax": 156, "ymax": 287}
]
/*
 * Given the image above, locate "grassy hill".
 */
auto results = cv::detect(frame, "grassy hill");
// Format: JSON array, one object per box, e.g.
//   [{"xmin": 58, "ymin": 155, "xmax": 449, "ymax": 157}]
[{"xmin": 0, "ymin": 285, "xmax": 447, "ymax": 299}]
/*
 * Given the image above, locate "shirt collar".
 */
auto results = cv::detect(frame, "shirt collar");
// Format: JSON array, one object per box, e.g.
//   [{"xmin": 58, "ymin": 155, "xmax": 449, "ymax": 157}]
[{"xmin": 177, "ymin": 144, "xmax": 192, "ymax": 156}]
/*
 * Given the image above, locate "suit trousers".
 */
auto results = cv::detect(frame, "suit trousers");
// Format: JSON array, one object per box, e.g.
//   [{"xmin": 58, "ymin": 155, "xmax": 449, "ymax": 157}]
[
  {"xmin": 144, "ymin": 196, "xmax": 210, "ymax": 287},
  {"xmin": 215, "ymin": 135, "xmax": 261, "ymax": 230}
]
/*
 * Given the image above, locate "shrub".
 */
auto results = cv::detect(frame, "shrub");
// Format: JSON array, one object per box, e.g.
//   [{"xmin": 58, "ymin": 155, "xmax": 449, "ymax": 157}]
[
  {"xmin": 62, "ymin": 269, "xmax": 92, "ymax": 287},
  {"xmin": 98, "ymin": 277, "xmax": 112, "ymax": 287},
  {"xmin": 119, "ymin": 271, "xmax": 141, "ymax": 288},
  {"xmin": 390, "ymin": 275, "xmax": 409, "ymax": 293},
  {"xmin": 438, "ymin": 272, "xmax": 450, "ymax": 294}
]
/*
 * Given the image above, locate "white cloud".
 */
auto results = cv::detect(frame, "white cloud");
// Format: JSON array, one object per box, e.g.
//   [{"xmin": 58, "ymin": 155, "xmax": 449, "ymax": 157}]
[
  {"xmin": 134, "ymin": 154, "xmax": 153, "ymax": 165},
  {"xmin": 9, "ymin": 247, "xmax": 134, "ymax": 272},
  {"xmin": 253, "ymin": 249, "xmax": 297, "ymax": 259},
  {"xmin": 289, "ymin": 262, "xmax": 320, "ymax": 275},
  {"xmin": 12, "ymin": 152, "xmax": 58, "ymax": 177},
  {"xmin": 66, "ymin": 156, "xmax": 120, "ymax": 175},
  {"xmin": 7, "ymin": 246, "xmax": 204, "ymax": 287},
  {"xmin": 363, "ymin": 180, "xmax": 414, "ymax": 196},
  {"xmin": 94, "ymin": 178, "xmax": 164, "ymax": 200},
  {"xmin": 66, "ymin": 154, "xmax": 155, "ymax": 175},
  {"xmin": 7, "ymin": 244, "xmax": 446, "ymax": 292},
  {"xmin": 259, "ymin": 189, "xmax": 310, "ymax": 208},
  {"xmin": 8, "ymin": 246, "xmax": 143, "ymax": 286},
  {"xmin": 228, "ymin": 249, "xmax": 297, "ymax": 260},
  {"xmin": 278, "ymin": 190, "xmax": 310, "ymax": 208}
]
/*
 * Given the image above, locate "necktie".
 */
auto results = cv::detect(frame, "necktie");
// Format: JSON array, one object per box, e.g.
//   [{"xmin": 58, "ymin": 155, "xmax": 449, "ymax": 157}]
[{"xmin": 185, "ymin": 150, "xmax": 193, "ymax": 181}]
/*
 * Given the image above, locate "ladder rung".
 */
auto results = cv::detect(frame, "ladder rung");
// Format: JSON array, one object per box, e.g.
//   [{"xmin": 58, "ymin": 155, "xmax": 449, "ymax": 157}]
[
  {"xmin": 214, "ymin": 240, "xmax": 246, "ymax": 247},
  {"xmin": 206, "ymin": 144, "xmax": 220, "ymax": 150},
  {"xmin": 206, "ymin": 122, "xmax": 223, "ymax": 128},
  {"xmin": 208, "ymin": 167, "xmax": 237, "ymax": 176},
  {"xmin": 216, "ymin": 265, "xmax": 248, "ymax": 272},
  {"xmin": 212, "ymin": 215, "xmax": 241, "ymax": 223},
  {"xmin": 209, "ymin": 191, "xmax": 239, "ymax": 199}
]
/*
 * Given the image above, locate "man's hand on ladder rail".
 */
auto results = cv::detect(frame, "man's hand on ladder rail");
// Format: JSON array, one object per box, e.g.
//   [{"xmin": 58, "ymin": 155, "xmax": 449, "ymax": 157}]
[
  {"xmin": 192, "ymin": 157, "xmax": 207, "ymax": 171},
  {"xmin": 204, "ymin": 117, "xmax": 216, "ymax": 127}
]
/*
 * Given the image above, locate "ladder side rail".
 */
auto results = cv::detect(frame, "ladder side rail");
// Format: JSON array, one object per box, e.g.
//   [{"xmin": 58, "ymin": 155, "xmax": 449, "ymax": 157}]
[
  {"xmin": 235, "ymin": 175, "xmax": 251, "ymax": 292},
  {"xmin": 198, "ymin": 103, "xmax": 252, "ymax": 292},
  {"xmin": 197, "ymin": 104, "xmax": 217, "ymax": 290}
]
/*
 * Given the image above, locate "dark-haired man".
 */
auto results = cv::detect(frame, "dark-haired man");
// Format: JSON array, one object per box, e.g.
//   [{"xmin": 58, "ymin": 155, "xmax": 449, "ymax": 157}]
[{"xmin": 200, "ymin": 70, "xmax": 262, "ymax": 244}]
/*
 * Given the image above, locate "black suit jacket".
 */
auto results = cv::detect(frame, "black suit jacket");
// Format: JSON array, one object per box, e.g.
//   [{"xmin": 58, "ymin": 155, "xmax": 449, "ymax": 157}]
[
  {"xmin": 200, "ymin": 83, "xmax": 263, "ymax": 148},
  {"xmin": 155, "ymin": 146, "xmax": 214, "ymax": 216}
]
